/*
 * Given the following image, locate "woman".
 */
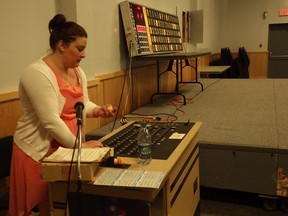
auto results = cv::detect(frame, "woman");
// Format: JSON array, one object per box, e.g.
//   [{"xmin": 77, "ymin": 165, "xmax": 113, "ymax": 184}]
[{"xmin": 9, "ymin": 14, "xmax": 116, "ymax": 216}]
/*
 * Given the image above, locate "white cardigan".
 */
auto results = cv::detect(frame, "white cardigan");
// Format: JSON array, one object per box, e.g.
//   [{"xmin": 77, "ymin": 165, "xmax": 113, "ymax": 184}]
[{"xmin": 14, "ymin": 58, "xmax": 98, "ymax": 162}]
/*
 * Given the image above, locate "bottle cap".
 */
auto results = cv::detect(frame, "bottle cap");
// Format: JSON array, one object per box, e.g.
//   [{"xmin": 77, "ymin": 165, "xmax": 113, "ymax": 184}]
[{"xmin": 141, "ymin": 121, "xmax": 147, "ymax": 127}]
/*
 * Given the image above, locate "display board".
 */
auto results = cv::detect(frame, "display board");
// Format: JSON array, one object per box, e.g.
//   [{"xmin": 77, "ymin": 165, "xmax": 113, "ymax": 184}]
[{"xmin": 120, "ymin": 1, "xmax": 183, "ymax": 57}]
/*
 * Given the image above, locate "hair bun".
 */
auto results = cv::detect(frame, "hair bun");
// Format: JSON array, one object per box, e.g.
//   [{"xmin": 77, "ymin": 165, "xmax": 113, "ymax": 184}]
[{"xmin": 48, "ymin": 14, "xmax": 66, "ymax": 33}]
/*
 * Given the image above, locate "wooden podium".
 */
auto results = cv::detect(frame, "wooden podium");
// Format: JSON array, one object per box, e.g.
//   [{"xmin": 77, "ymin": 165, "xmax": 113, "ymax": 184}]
[{"xmin": 42, "ymin": 121, "xmax": 202, "ymax": 216}]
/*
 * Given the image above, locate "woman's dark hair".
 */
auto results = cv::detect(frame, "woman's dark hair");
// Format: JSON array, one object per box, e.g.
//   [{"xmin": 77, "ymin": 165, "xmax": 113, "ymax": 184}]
[{"xmin": 48, "ymin": 14, "xmax": 87, "ymax": 51}]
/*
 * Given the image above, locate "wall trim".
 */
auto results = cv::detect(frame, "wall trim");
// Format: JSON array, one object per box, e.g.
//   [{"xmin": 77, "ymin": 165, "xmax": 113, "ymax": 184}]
[
  {"xmin": 0, "ymin": 90, "xmax": 19, "ymax": 102},
  {"xmin": 95, "ymin": 70, "xmax": 126, "ymax": 80}
]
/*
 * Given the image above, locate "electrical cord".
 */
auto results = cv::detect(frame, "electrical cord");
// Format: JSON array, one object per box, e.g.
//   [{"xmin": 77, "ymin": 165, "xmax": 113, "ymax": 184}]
[{"xmin": 110, "ymin": 41, "xmax": 133, "ymax": 132}]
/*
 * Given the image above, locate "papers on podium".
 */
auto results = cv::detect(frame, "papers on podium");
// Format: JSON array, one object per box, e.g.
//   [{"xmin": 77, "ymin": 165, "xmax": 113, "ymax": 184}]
[
  {"xmin": 43, "ymin": 146, "xmax": 111, "ymax": 163},
  {"xmin": 94, "ymin": 168, "xmax": 165, "ymax": 189},
  {"xmin": 42, "ymin": 147, "xmax": 111, "ymax": 181}
]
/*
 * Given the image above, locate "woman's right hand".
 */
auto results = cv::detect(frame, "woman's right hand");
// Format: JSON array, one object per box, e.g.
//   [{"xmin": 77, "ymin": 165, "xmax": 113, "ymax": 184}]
[
  {"xmin": 82, "ymin": 140, "xmax": 103, "ymax": 148},
  {"xmin": 92, "ymin": 104, "xmax": 117, "ymax": 118}
]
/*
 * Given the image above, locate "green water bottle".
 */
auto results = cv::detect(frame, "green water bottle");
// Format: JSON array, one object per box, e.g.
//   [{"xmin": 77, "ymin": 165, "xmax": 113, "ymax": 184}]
[{"xmin": 137, "ymin": 121, "xmax": 152, "ymax": 165}]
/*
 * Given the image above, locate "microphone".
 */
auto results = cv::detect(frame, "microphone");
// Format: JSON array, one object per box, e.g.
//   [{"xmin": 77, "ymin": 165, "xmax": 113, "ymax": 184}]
[{"xmin": 74, "ymin": 101, "xmax": 84, "ymax": 120}]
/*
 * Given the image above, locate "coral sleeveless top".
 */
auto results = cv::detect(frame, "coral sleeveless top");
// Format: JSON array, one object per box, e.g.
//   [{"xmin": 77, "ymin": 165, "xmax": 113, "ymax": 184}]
[{"xmin": 49, "ymin": 66, "xmax": 84, "ymax": 152}]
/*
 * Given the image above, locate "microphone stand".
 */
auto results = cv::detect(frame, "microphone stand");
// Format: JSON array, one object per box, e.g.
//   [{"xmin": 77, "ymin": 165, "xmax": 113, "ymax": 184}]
[
  {"xmin": 76, "ymin": 117, "xmax": 82, "ymax": 192},
  {"xmin": 76, "ymin": 116, "xmax": 83, "ymax": 216}
]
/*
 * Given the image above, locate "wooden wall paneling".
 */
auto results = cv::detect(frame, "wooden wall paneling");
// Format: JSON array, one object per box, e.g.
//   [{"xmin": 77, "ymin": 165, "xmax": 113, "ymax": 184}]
[
  {"xmin": 231, "ymin": 53, "xmax": 238, "ymax": 59},
  {"xmin": 135, "ymin": 64, "xmax": 158, "ymax": 107},
  {"xmin": 207, "ymin": 52, "xmax": 268, "ymax": 78},
  {"xmin": 85, "ymin": 79, "xmax": 101, "ymax": 134},
  {"xmin": 209, "ymin": 53, "xmax": 220, "ymax": 63},
  {"xmin": 180, "ymin": 65, "xmax": 194, "ymax": 84},
  {"xmin": 164, "ymin": 61, "xmax": 177, "ymax": 93},
  {"xmin": 131, "ymin": 67, "xmax": 139, "ymax": 111},
  {"xmin": 0, "ymin": 99, "xmax": 20, "ymax": 137},
  {"xmin": 200, "ymin": 55, "xmax": 211, "ymax": 66},
  {"xmin": 115, "ymin": 70, "xmax": 133, "ymax": 117},
  {"xmin": 102, "ymin": 74, "xmax": 129, "ymax": 125},
  {"xmin": 177, "ymin": 55, "xmax": 211, "ymax": 86},
  {"xmin": 248, "ymin": 52, "xmax": 268, "ymax": 78},
  {"xmin": 179, "ymin": 59, "xmax": 196, "ymax": 84},
  {"xmin": 92, "ymin": 71, "xmax": 132, "ymax": 132}
]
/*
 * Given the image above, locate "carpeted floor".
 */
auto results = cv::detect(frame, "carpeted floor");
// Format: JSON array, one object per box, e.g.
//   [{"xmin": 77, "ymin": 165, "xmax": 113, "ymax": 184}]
[
  {"xmin": 135, "ymin": 78, "xmax": 288, "ymax": 150},
  {"xmin": 200, "ymin": 187, "xmax": 287, "ymax": 216}
]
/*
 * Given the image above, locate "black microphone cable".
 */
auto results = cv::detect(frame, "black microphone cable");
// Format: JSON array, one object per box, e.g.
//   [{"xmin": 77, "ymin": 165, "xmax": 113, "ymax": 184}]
[{"xmin": 64, "ymin": 133, "xmax": 78, "ymax": 216}]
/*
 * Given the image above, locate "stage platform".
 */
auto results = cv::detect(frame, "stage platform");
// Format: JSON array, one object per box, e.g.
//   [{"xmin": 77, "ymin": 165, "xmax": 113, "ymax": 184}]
[{"xmin": 88, "ymin": 78, "xmax": 288, "ymax": 199}]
